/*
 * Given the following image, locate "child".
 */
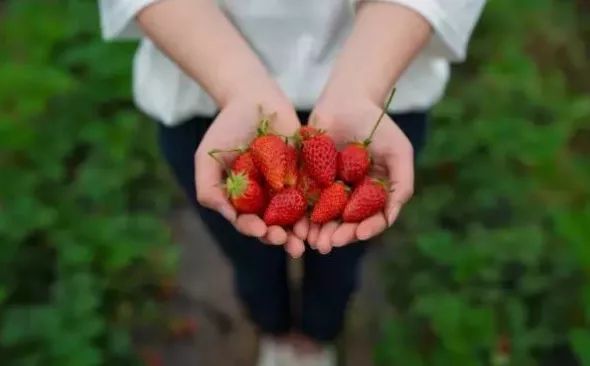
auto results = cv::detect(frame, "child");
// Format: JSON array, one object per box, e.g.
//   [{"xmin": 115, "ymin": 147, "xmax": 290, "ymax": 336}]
[{"xmin": 100, "ymin": 1, "xmax": 485, "ymax": 364}]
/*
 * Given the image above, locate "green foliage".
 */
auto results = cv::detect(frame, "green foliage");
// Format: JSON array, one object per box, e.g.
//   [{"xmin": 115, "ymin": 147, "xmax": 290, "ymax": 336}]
[
  {"xmin": 1, "ymin": 1, "xmax": 176, "ymax": 365},
  {"xmin": 377, "ymin": 1, "xmax": 590, "ymax": 365}
]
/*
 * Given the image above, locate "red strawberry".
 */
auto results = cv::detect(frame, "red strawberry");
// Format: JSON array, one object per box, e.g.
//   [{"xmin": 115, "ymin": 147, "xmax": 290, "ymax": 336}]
[
  {"xmin": 231, "ymin": 151, "xmax": 261, "ymax": 182},
  {"xmin": 338, "ymin": 144, "xmax": 370, "ymax": 185},
  {"xmin": 301, "ymin": 133, "xmax": 338, "ymax": 187},
  {"xmin": 138, "ymin": 348, "xmax": 164, "ymax": 366},
  {"xmin": 338, "ymin": 88, "xmax": 396, "ymax": 185},
  {"xmin": 297, "ymin": 126, "xmax": 320, "ymax": 140},
  {"xmin": 296, "ymin": 166, "xmax": 322, "ymax": 205},
  {"xmin": 167, "ymin": 316, "xmax": 198, "ymax": 339},
  {"xmin": 342, "ymin": 178, "xmax": 387, "ymax": 223},
  {"xmin": 311, "ymin": 182, "xmax": 350, "ymax": 224},
  {"xmin": 226, "ymin": 172, "xmax": 266, "ymax": 214},
  {"xmin": 250, "ymin": 112, "xmax": 287, "ymax": 191},
  {"xmin": 284, "ymin": 145, "xmax": 298, "ymax": 187},
  {"xmin": 156, "ymin": 277, "xmax": 179, "ymax": 301},
  {"xmin": 263, "ymin": 188, "xmax": 306, "ymax": 226}
]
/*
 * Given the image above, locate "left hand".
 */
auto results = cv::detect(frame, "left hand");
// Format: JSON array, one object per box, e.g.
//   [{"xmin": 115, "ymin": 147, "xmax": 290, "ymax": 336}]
[
  {"xmin": 306, "ymin": 94, "xmax": 415, "ymax": 254},
  {"xmin": 194, "ymin": 93, "xmax": 308, "ymax": 257}
]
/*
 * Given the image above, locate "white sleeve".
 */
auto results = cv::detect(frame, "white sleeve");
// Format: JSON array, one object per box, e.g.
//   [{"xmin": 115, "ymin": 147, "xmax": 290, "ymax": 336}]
[
  {"xmin": 354, "ymin": 0, "xmax": 486, "ymax": 62},
  {"xmin": 99, "ymin": 0, "xmax": 160, "ymax": 40}
]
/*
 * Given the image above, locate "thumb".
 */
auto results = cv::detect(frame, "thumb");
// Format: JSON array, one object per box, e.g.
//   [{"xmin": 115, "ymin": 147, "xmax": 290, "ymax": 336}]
[
  {"xmin": 202, "ymin": 187, "xmax": 237, "ymax": 223},
  {"xmin": 384, "ymin": 142, "xmax": 414, "ymax": 226},
  {"xmin": 194, "ymin": 146, "xmax": 237, "ymax": 223}
]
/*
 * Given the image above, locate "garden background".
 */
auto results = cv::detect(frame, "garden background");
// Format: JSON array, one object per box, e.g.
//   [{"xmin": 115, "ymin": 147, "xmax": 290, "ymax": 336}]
[{"xmin": 1, "ymin": 0, "xmax": 589, "ymax": 365}]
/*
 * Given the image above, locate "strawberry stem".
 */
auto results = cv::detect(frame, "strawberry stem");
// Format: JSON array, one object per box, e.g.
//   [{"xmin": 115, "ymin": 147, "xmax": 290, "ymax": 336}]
[
  {"xmin": 364, "ymin": 87, "xmax": 397, "ymax": 146},
  {"xmin": 209, "ymin": 147, "xmax": 246, "ymax": 154},
  {"xmin": 256, "ymin": 105, "xmax": 277, "ymax": 136},
  {"xmin": 208, "ymin": 149, "xmax": 231, "ymax": 176}
]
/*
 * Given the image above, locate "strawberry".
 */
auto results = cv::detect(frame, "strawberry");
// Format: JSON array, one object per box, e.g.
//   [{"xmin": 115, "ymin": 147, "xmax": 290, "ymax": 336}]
[
  {"xmin": 263, "ymin": 188, "xmax": 306, "ymax": 226},
  {"xmin": 138, "ymin": 348, "xmax": 164, "ymax": 366},
  {"xmin": 296, "ymin": 166, "xmax": 322, "ymax": 205},
  {"xmin": 301, "ymin": 133, "xmax": 338, "ymax": 187},
  {"xmin": 342, "ymin": 178, "xmax": 387, "ymax": 223},
  {"xmin": 297, "ymin": 126, "xmax": 320, "ymax": 140},
  {"xmin": 156, "ymin": 277, "xmax": 179, "ymax": 301},
  {"xmin": 250, "ymin": 115, "xmax": 287, "ymax": 191},
  {"xmin": 231, "ymin": 151, "xmax": 261, "ymax": 182},
  {"xmin": 284, "ymin": 144, "xmax": 298, "ymax": 187},
  {"xmin": 226, "ymin": 172, "xmax": 266, "ymax": 214},
  {"xmin": 311, "ymin": 181, "xmax": 350, "ymax": 224},
  {"xmin": 338, "ymin": 144, "xmax": 370, "ymax": 185},
  {"xmin": 167, "ymin": 316, "xmax": 198, "ymax": 339},
  {"xmin": 338, "ymin": 88, "xmax": 396, "ymax": 185}
]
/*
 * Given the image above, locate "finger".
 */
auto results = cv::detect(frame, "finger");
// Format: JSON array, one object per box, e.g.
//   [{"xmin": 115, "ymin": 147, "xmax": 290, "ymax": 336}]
[
  {"xmin": 331, "ymin": 223, "xmax": 358, "ymax": 247},
  {"xmin": 385, "ymin": 138, "xmax": 414, "ymax": 226},
  {"xmin": 235, "ymin": 214, "xmax": 267, "ymax": 238},
  {"xmin": 356, "ymin": 213, "xmax": 388, "ymax": 241},
  {"xmin": 260, "ymin": 107, "xmax": 300, "ymax": 136},
  {"xmin": 386, "ymin": 203, "xmax": 403, "ymax": 227},
  {"xmin": 285, "ymin": 235, "xmax": 305, "ymax": 259},
  {"xmin": 316, "ymin": 221, "xmax": 339, "ymax": 254},
  {"xmin": 264, "ymin": 226, "xmax": 288, "ymax": 245},
  {"xmin": 293, "ymin": 216, "xmax": 310, "ymax": 241},
  {"xmin": 308, "ymin": 223, "xmax": 321, "ymax": 248},
  {"xmin": 194, "ymin": 148, "xmax": 236, "ymax": 223}
]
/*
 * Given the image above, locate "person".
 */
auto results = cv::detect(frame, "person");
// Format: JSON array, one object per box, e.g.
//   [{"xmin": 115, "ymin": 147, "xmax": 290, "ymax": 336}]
[{"xmin": 99, "ymin": 1, "xmax": 485, "ymax": 364}]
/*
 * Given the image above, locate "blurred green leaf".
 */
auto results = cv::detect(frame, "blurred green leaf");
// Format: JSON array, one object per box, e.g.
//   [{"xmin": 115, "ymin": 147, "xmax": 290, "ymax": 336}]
[
  {"xmin": 570, "ymin": 329, "xmax": 590, "ymax": 366},
  {"xmin": 0, "ymin": 0, "xmax": 175, "ymax": 364},
  {"xmin": 378, "ymin": 1, "xmax": 590, "ymax": 365}
]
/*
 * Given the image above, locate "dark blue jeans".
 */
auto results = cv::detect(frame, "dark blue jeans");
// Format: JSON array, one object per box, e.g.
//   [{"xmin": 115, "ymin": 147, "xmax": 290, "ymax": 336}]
[{"xmin": 157, "ymin": 111, "xmax": 427, "ymax": 342}]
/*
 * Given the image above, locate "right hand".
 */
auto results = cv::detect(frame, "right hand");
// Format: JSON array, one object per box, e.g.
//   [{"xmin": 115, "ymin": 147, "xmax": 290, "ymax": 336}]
[
  {"xmin": 306, "ymin": 92, "xmax": 415, "ymax": 254},
  {"xmin": 194, "ymin": 92, "xmax": 309, "ymax": 258}
]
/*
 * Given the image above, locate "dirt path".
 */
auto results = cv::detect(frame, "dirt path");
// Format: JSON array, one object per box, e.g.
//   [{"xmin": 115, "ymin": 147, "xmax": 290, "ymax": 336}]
[{"xmin": 162, "ymin": 206, "xmax": 389, "ymax": 366}]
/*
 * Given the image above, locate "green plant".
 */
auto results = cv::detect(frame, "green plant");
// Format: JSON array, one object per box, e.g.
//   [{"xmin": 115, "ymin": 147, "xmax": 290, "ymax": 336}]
[
  {"xmin": 0, "ymin": 1, "xmax": 176, "ymax": 365},
  {"xmin": 377, "ymin": 1, "xmax": 590, "ymax": 365}
]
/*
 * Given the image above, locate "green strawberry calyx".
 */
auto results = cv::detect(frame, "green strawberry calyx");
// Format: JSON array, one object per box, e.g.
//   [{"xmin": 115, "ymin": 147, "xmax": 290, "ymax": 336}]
[
  {"xmin": 256, "ymin": 105, "xmax": 278, "ymax": 136},
  {"xmin": 225, "ymin": 172, "xmax": 249, "ymax": 199}
]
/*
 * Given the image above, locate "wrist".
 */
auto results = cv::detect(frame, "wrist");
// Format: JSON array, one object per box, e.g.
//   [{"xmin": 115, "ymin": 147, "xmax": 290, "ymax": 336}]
[
  {"xmin": 217, "ymin": 72, "xmax": 287, "ymax": 109},
  {"xmin": 317, "ymin": 81, "xmax": 383, "ymax": 116}
]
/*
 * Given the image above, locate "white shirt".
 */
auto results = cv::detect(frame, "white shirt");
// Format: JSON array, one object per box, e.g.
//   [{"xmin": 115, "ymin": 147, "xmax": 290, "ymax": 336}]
[{"xmin": 99, "ymin": 0, "xmax": 485, "ymax": 126}]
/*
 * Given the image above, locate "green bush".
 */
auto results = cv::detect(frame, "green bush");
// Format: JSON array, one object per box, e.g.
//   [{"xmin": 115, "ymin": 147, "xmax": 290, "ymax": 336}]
[
  {"xmin": 377, "ymin": 1, "xmax": 590, "ymax": 365},
  {"xmin": 0, "ymin": 2, "xmax": 176, "ymax": 365}
]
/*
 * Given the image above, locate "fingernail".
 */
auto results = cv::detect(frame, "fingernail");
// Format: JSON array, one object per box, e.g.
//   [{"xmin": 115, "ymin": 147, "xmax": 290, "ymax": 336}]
[{"xmin": 387, "ymin": 205, "xmax": 399, "ymax": 226}]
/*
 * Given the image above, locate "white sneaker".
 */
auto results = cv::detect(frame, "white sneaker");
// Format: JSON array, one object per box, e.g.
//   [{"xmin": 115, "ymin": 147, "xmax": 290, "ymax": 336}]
[
  {"xmin": 257, "ymin": 337, "xmax": 293, "ymax": 366},
  {"xmin": 279, "ymin": 344, "xmax": 337, "ymax": 366}
]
